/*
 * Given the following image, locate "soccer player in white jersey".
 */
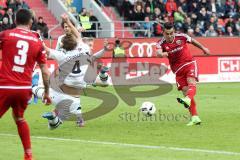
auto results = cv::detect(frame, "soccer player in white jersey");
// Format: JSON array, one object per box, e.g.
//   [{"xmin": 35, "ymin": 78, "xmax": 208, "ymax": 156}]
[
  {"xmin": 32, "ymin": 14, "xmax": 109, "ymax": 129},
  {"xmin": 55, "ymin": 21, "xmax": 71, "ymax": 51},
  {"xmin": 56, "ymin": 18, "xmax": 84, "ymax": 51}
]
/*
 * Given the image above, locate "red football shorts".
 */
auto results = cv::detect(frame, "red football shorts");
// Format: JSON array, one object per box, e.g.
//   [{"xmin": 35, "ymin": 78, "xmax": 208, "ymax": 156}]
[
  {"xmin": 175, "ymin": 61, "xmax": 199, "ymax": 91},
  {"xmin": 0, "ymin": 89, "xmax": 32, "ymax": 118}
]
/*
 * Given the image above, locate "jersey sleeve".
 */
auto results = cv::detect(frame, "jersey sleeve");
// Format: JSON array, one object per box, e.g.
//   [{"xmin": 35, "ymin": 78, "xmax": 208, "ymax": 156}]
[
  {"xmin": 156, "ymin": 39, "xmax": 164, "ymax": 51},
  {"xmin": 49, "ymin": 48, "xmax": 66, "ymax": 63},
  {"xmin": 78, "ymin": 43, "xmax": 90, "ymax": 54},
  {"xmin": 55, "ymin": 37, "xmax": 60, "ymax": 50},
  {"xmin": 182, "ymin": 33, "xmax": 192, "ymax": 43},
  {"xmin": 32, "ymin": 30, "xmax": 44, "ymax": 41},
  {"xmin": 55, "ymin": 36, "xmax": 62, "ymax": 50}
]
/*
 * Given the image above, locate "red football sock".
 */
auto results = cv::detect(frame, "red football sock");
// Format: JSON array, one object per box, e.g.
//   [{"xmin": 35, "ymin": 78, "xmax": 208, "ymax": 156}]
[
  {"xmin": 187, "ymin": 85, "xmax": 196, "ymax": 100},
  {"xmin": 189, "ymin": 98, "xmax": 198, "ymax": 116},
  {"xmin": 16, "ymin": 119, "xmax": 32, "ymax": 157}
]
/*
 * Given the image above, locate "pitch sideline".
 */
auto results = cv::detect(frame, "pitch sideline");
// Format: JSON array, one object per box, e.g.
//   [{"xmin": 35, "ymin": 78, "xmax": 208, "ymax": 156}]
[{"xmin": 0, "ymin": 133, "xmax": 240, "ymax": 156}]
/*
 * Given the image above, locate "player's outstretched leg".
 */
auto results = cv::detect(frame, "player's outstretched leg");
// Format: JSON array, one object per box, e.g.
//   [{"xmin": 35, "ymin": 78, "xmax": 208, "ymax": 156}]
[
  {"xmin": 32, "ymin": 87, "xmax": 63, "ymax": 129},
  {"xmin": 42, "ymin": 111, "xmax": 62, "ymax": 130},
  {"xmin": 32, "ymin": 82, "xmax": 63, "ymax": 129},
  {"xmin": 49, "ymin": 97, "xmax": 84, "ymax": 128}
]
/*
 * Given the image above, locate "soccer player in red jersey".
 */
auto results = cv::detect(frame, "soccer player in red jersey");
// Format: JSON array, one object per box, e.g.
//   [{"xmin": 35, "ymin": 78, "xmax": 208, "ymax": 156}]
[
  {"xmin": 0, "ymin": 9, "xmax": 51, "ymax": 160},
  {"xmin": 156, "ymin": 22, "xmax": 210, "ymax": 126}
]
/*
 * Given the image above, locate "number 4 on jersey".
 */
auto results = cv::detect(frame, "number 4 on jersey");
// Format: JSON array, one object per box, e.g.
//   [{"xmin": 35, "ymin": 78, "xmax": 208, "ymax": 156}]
[{"xmin": 72, "ymin": 60, "xmax": 81, "ymax": 74}]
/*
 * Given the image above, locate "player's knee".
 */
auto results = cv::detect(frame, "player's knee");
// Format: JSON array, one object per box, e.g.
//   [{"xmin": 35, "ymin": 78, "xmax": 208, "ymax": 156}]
[
  {"xmin": 182, "ymin": 86, "xmax": 188, "ymax": 96},
  {"xmin": 12, "ymin": 112, "xmax": 24, "ymax": 122},
  {"xmin": 14, "ymin": 117, "xmax": 25, "ymax": 123},
  {"xmin": 187, "ymin": 77, "xmax": 197, "ymax": 86},
  {"xmin": 69, "ymin": 101, "xmax": 82, "ymax": 115}
]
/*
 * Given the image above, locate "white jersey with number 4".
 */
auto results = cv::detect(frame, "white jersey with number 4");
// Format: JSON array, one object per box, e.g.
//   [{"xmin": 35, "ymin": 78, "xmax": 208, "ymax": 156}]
[{"xmin": 49, "ymin": 43, "xmax": 91, "ymax": 89}]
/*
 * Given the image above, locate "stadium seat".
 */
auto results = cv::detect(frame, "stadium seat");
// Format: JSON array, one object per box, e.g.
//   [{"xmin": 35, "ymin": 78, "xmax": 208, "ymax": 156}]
[{"xmin": 24, "ymin": 0, "xmax": 63, "ymax": 39}]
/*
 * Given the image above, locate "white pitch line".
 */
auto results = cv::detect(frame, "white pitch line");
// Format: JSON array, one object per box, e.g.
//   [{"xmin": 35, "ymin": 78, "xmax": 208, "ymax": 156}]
[{"xmin": 0, "ymin": 133, "xmax": 240, "ymax": 156}]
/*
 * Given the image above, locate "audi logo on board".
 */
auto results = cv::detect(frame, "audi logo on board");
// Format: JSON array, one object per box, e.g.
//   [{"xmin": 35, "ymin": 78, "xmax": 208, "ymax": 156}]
[{"xmin": 128, "ymin": 42, "xmax": 157, "ymax": 57}]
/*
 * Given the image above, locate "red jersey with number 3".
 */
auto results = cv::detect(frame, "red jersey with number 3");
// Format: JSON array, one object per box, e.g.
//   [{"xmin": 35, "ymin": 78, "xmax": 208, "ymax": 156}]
[
  {"xmin": 156, "ymin": 33, "xmax": 194, "ymax": 73},
  {"xmin": 0, "ymin": 28, "xmax": 46, "ymax": 88}
]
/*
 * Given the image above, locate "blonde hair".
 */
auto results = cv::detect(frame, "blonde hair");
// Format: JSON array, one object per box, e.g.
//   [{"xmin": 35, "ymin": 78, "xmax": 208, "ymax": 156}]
[{"xmin": 61, "ymin": 33, "xmax": 77, "ymax": 51}]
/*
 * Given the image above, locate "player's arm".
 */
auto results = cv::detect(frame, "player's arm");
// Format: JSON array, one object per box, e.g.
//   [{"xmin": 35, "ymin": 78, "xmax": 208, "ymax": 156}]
[
  {"xmin": 39, "ymin": 63, "xmax": 51, "ymax": 105},
  {"xmin": 91, "ymin": 39, "xmax": 109, "ymax": 61},
  {"xmin": 191, "ymin": 38, "xmax": 210, "ymax": 55},
  {"xmin": 43, "ymin": 43, "xmax": 51, "ymax": 56},
  {"xmin": 55, "ymin": 36, "xmax": 62, "ymax": 50},
  {"xmin": 43, "ymin": 43, "xmax": 66, "ymax": 63},
  {"xmin": 156, "ymin": 40, "xmax": 168, "ymax": 58},
  {"xmin": 36, "ymin": 45, "xmax": 52, "ymax": 105},
  {"xmin": 156, "ymin": 48, "xmax": 168, "ymax": 58}
]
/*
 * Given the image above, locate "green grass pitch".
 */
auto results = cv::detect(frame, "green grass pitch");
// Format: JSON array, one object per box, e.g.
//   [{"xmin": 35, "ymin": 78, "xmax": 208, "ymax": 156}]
[{"xmin": 0, "ymin": 83, "xmax": 240, "ymax": 160}]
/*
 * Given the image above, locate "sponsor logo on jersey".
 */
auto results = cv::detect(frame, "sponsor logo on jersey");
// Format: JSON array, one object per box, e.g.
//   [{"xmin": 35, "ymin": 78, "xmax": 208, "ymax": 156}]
[
  {"xmin": 176, "ymin": 40, "xmax": 182, "ymax": 45},
  {"xmin": 168, "ymin": 46, "xmax": 183, "ymax": 54}
]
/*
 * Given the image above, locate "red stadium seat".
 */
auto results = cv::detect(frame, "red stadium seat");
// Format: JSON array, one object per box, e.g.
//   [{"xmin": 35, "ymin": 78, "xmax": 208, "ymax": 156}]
[{"xmin": 0, "ymin": 0, "xmax": 7, "ymax": 7}]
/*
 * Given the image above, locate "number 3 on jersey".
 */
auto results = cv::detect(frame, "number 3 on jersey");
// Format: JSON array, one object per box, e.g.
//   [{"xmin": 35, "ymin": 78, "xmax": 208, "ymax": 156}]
[{"xmin": 12, "ymin": 40, "xmax": 29, "ymax": 73}]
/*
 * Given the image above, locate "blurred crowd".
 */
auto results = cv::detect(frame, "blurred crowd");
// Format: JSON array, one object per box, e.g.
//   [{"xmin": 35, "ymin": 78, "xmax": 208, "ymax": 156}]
[
  {"xmin": 2, "ymin": 0, "xmax": 238, "ymax": 38},
  {"xmin": 117, "ymin": 0, "xmax": 240, "ymax": 37},
  {"xmin": 0, "ymin": 0, "xmax": 49, "ymax": 38}
]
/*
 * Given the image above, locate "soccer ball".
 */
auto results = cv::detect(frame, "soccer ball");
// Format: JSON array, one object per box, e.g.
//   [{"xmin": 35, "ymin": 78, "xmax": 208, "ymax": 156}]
[{"xmin": 140, "ymin": 101, "xmax": 156, "ymax": 116}]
